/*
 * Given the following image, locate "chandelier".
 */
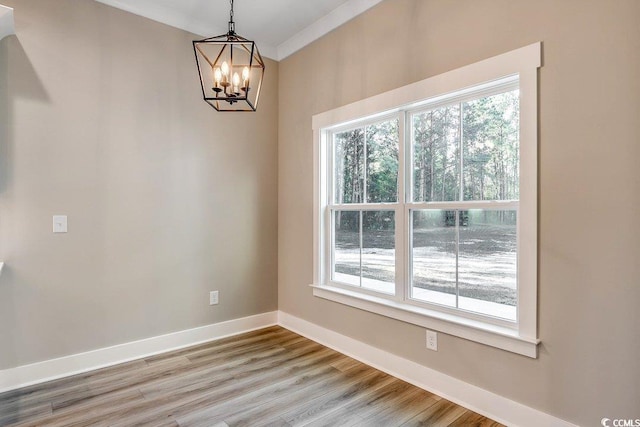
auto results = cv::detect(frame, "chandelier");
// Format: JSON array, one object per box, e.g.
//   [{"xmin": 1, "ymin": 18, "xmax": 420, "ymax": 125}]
[{"xmin": 193, "ymin": 0, "xmax": 265, "ymax": 112}]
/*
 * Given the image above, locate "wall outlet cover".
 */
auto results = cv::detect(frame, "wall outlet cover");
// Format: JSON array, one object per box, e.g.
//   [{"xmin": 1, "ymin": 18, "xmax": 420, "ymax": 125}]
[
  {"xmin": 209, "ymin": 291, "xmax": 219, "ymax": 305},
  {"xmin": 426, "ymin": 330, "xmax": 438, "ymax": 351},
  {"xmin": 53, "ymin": 215, "xmax": 68, "ymax": 233}
]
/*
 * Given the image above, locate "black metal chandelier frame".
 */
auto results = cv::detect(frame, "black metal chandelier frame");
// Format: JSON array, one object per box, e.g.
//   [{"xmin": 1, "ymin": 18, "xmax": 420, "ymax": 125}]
[{"xmin": 192, "ymin": 0, "xmax": 265, "ymax": 112}]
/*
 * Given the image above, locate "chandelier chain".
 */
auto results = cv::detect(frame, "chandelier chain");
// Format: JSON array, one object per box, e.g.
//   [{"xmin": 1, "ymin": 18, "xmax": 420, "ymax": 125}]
[{"xmin": 228, "ymin": 0, "xmax": 235, "ymax": 34}]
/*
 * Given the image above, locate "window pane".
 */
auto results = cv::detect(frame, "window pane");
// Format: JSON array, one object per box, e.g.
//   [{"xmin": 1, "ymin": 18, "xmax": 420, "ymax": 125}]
[
  {"xmin": 362, "ymin": 211, "xmax": 395, "ymax": 294},
  {"xmin": 411, "ymin": 210, "xmax": 457, "ymax": 307},
  {"xmin": 366, "ymin": 121, "xmax": 399, "ymax": 203},
  {"xmin": 412, "ymin": 106, "xmax": 461, "ymax": 202},
  {"xmin": 332, "ymin": 210, "xmax": 360, "ymax": 286},
  {"xmin": 458, "ymin": 210, "xmax": 517, "ymax": 320},
  {"xmin": 334, "ymin": 129, "xmax": 365, "ymax": 204},
  {"xmin": 463, "ymin": 90, "xmax": 520, "ymax": 201}
]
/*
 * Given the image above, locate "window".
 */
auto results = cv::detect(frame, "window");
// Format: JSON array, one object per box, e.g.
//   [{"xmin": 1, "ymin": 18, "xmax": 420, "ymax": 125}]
[{"xmin": 312, "ymin": 43, "xmax": 541, "ymax": 357}]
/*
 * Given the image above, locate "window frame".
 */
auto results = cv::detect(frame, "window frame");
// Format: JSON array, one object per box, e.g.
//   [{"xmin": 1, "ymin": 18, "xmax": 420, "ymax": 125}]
[{"xmin": 312, "ymin": 43, "xmax": 541, "ymax": 357}]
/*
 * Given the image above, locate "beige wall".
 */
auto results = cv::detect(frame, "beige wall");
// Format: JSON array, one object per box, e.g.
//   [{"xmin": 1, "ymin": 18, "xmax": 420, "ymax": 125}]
[
  {"xmin": 278, "ymin": 0, "xmax": 640, "ymax": 425},
  {"xmin": 0, "ymin": 0, "xmax": 278, "ymax": 369},
  {"xmin": 1, "ymin": 0, "xmax": 638, "ymax": 424}
]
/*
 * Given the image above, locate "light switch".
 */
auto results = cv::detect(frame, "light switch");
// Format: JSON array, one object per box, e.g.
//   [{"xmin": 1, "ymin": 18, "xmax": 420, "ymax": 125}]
[{"xmin": 53, "ymin": 215, "xmax": 67, "ymax": 233}]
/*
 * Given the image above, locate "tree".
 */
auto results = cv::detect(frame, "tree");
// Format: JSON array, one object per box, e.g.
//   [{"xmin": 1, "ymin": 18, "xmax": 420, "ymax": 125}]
[
  {"xmin": 334, "ymin": 119, "xmax": 399, "ymax": 232},
  {"xmin": 413, "ymin": 105, "xmax": 460, "ymax": 202},
  {"xmin": 463, "ymin": 90, "xmax": 519, "ymax": 201}
]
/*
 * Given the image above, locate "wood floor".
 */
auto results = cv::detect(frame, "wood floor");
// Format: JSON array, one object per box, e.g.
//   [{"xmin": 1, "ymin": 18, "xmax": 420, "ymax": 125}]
[{"xmin": 0, "ymin": 326, "xmax": 503, "ymax": 427}]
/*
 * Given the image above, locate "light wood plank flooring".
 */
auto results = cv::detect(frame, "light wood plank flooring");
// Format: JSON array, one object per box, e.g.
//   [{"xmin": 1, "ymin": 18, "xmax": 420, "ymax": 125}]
[{"xmin": 0, "ymin": 326, "xmax": 503, "ymax": 426}]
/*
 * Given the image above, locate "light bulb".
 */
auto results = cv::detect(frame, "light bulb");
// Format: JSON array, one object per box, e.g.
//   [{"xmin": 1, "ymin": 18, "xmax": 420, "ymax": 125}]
[
  {"xmin": 214, "ymin": 67, "xmax": 222, "ymax": 84},
  {"xmin": 242, "ymin": 67, "xmax": 250, "ymax": 81},
  {"xmin": 233, "ymin": 72, "xmax": 240, "ymax": 87},
  {"xmin": 221, "ymin": 61, "xmax": 229, "ymax": 77}
]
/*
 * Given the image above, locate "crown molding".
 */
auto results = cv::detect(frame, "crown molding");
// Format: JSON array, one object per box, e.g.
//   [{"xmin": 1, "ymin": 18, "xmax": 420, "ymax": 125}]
[
  {"xmin": 276, "ymin": 0, "xmax": 385, "ymax": 61},
  {"xmin": 95, "ymin": 0, "xmax": 384, "ymax": 62},
  {"xmin": 0, "ymin": 4, "xmax": 14, "ymax": 41},
  {"xmin": 94, "ymin": 0, "xmax": 279, "ymax": 59}
]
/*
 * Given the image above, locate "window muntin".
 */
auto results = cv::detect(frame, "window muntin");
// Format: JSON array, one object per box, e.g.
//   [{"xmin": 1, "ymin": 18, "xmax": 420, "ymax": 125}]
[{"xmin": 328, "ymin": 85, "xmax": 520, "ymax": 322}]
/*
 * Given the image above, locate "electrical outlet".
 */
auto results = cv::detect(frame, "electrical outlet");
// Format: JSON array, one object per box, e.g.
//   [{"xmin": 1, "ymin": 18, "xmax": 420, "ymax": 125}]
[
  {"xmin": 209, "ymin": 291, "xmax": 219, "ymax": 305},
  {"xmin": 426, "ymin": 330, "xmax": 438, "ymax": 351}
]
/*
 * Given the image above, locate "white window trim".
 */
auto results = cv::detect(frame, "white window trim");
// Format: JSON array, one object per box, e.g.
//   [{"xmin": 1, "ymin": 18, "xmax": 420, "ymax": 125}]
[{"xmin": 312, "ymin": 42, "xmax": 541, "ymax": 358}]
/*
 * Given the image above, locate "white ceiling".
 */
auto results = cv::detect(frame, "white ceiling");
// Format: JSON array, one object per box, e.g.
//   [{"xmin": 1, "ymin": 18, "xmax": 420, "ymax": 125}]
[{"xmin": 95, "ymin": 0, "xmax": 385, "ymax": 61}]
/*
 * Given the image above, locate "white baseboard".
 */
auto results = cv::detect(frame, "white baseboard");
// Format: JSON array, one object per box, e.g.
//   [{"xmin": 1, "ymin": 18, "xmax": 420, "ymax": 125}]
[
  {"xmin": 0, "ymin": 311, "xmax": 278, "ymax": 393},
  {"xmin": 0, "ymin": 309, "xmax": 576, "ymax": 427},
  {"xmin": 277, "ymin": 311, "xmax": 576, "ymax": 427}
]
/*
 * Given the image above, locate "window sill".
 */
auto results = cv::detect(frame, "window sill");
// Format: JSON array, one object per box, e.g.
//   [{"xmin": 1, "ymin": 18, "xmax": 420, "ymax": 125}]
[{"xmin": 311, "ymin": 284, "xmax": 539, "ymax": 358}]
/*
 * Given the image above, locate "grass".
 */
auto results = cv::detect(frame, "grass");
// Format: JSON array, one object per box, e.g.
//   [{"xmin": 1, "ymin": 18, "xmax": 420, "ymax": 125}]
[{"xmin": 334, "ymin": 225, "xmax": 517, "ymax": 306}]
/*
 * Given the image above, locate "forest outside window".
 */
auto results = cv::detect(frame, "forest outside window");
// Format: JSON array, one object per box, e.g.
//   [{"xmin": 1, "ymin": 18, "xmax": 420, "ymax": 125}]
[
  {"xmin": 329, "ymin": 84, "xmax": 519, "ymax": 321},
  {"xmin": 312, "ymin": 43, "xmax": 540, "ymax": 356}
]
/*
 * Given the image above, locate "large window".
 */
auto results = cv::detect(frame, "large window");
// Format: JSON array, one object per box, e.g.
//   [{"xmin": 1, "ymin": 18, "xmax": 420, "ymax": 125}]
[{"xmin": 313, "ymin": 44, "xmax": 541, "ymax": 357}]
